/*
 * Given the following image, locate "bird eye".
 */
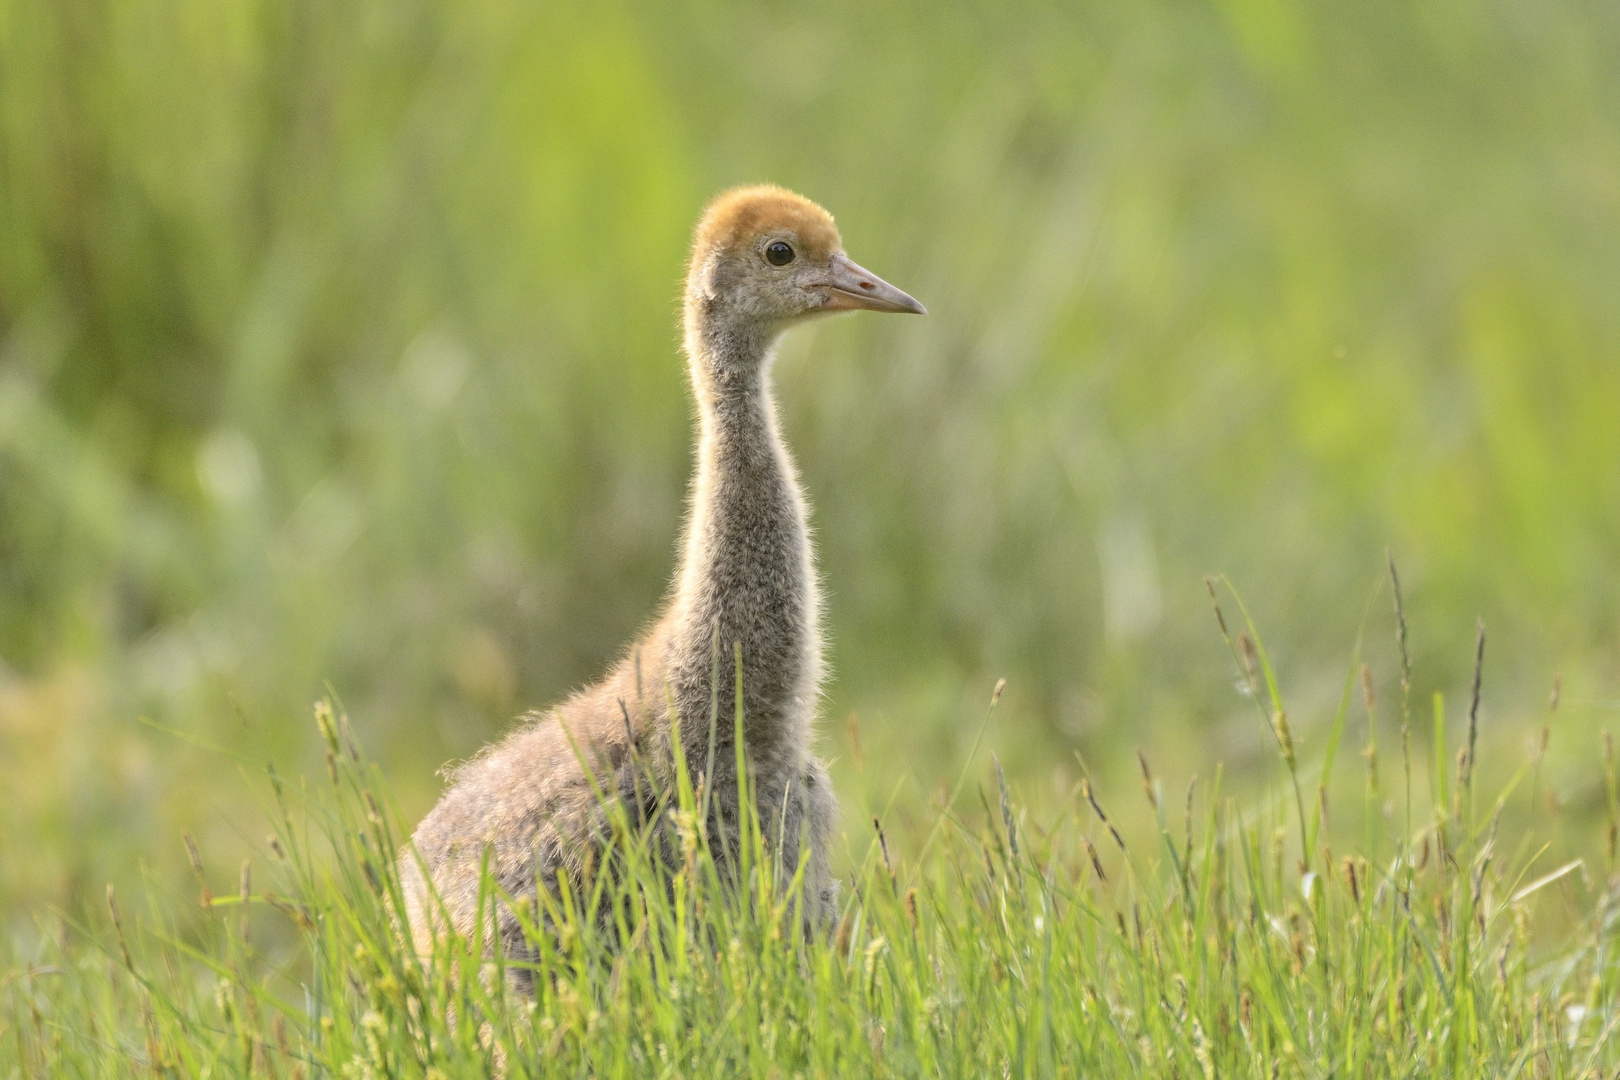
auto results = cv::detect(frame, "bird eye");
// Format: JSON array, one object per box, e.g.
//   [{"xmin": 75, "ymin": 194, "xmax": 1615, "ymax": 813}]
[{"xmin": 765, "ymin": 241, "xmax": 795, "ymax": 266}]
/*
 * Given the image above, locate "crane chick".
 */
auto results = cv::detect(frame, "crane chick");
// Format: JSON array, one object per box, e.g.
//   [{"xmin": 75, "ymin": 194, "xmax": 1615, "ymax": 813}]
[{"xmin": 403, "ymin": 186, "xmax": 925, "ymax": 986}]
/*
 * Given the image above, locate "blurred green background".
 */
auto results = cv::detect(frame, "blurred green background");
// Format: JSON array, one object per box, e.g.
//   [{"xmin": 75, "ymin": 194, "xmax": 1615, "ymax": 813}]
[{"xmin": 2, "ymin": 0, "xmax": 1618, "ymax": 924}]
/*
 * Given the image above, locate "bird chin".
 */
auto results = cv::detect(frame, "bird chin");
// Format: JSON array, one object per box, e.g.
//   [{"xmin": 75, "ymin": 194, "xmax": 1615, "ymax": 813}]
[{"xmin": 793, "ymin": 305, "xmax": 853, "ymax": 325}]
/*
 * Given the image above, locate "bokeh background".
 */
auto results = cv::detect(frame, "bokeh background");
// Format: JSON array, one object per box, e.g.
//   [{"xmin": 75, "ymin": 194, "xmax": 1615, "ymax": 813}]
[{"xmin": 3, "ymin": 0, "xmax": 1618, "ymax": 926}]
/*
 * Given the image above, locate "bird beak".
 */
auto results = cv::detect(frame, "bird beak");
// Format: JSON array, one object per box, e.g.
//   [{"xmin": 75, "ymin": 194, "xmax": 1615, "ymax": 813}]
[{"xmin": 811, "ymin": 253, "xmax": 927, "ymax": 315}]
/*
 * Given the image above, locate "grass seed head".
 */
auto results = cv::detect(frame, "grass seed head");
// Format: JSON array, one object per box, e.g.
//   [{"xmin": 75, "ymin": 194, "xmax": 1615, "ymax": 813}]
[
  {"xmin": 1137, "ymin": 749, "xmax": 1158, "ymax": 811},
  {"xmin": 1272, "ymin": 708, "xmax": 1295, "ymax": 768},
  {"xmin": 1238, "ymin": 634, "xmax": 1261, "ymax": 686},
  {"xmin": 1082, "ymin": 835, "xmax": 1107, "ymax": 884}
]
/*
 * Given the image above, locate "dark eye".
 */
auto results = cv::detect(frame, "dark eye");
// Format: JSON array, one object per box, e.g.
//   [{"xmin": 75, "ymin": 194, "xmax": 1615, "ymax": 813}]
[{"xmin": 765, "ymin": 241, "xmax": 795, "ymax": 266}]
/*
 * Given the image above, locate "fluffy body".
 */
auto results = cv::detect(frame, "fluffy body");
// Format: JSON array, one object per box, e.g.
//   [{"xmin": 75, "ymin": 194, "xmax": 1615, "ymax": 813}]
[{"xmin": 403, "ymin": 186, "xmax": 921, "ymax": 985}]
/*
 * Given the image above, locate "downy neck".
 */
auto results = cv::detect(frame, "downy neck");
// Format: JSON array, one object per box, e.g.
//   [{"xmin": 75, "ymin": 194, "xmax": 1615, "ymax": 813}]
[{"xmin": 668, "ymin": 304, "xmax": 817, "ymax": 752}]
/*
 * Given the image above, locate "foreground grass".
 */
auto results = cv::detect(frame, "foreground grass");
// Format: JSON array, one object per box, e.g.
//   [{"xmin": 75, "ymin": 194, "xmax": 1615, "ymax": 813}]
[{"xmin": 7, "ymin": 586, "xmax": 1620, "ymax": 1078}]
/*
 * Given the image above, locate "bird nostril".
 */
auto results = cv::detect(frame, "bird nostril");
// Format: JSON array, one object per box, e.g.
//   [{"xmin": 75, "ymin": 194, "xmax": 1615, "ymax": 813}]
[{"xmin": 859, "ymin": 281, "xmax": 874, "ymax": 290}]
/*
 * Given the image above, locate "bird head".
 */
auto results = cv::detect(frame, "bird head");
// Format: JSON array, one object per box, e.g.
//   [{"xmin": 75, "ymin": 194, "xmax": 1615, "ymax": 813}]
[{"xmin": 686, "ymin": 185, "xmax": 926, "ymax": 333}]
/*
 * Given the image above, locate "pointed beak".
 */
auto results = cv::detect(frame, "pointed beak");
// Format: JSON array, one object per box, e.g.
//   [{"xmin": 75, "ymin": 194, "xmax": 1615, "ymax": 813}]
[{"xmin": 810, "ymin": 253, "xmax": 927, "ymax": 315}]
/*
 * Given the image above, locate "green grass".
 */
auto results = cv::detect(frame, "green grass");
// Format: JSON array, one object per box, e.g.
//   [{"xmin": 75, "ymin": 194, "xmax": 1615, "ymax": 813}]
[
  {"xmin": 5, "ymin": 0, "xmax": 1620, "ymax": 924},
  {"xmin": 7, "ymin": 584, "xmax": 1620, "ymax": 1077}
]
